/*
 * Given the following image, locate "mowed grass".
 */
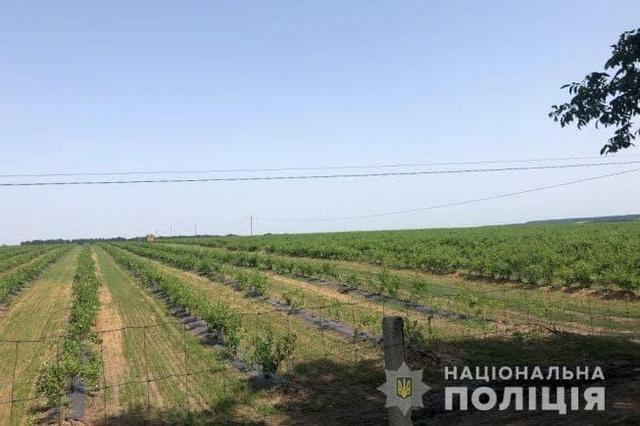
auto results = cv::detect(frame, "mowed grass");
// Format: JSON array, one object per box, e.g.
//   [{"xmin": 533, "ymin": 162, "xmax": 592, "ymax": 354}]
[
  {"xmin": 0, "ymin": 247, "xmax": 80, "ymax": 426},
  {"xmin": 92, "ymin": 246, "xmax": 272, "ymax": 424}
]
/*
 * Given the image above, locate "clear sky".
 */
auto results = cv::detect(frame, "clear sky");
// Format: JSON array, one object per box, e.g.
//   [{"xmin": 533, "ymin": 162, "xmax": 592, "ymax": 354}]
[{"xmin": 1, "ymin": 1, "xmax": 639, "ymax": 244}]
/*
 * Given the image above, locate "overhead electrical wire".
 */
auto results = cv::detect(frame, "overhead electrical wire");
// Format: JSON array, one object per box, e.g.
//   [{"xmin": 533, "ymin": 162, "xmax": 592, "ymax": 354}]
[
  {"xmin": 1, "ymin": 154, "xmax": 640, "ymax": 179},
  {"xmin": 1, "ymin": 160, "xmax": 640, "ymax": 187},
  {"xmin": 260, "ymin": 167, "xmax": 640, "ymax": 222}
]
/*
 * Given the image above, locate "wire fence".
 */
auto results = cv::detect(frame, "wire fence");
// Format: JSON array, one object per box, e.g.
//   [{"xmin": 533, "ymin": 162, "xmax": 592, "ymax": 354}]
[
  {"xmin": 0, "ymin": 302, "xmax": 388, "ymax": 426},
  {"xmin": 0, "ymin": 282, "xmax": 638, "ymax": 425}
]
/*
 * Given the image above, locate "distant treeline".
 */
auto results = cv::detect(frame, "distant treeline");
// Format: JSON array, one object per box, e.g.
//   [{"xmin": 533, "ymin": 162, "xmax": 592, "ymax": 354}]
[
  {"xmin": 526, "ymin": 214, "xmax": 640, "ymax": 225},
  {"xmin": 21, "ymin": 237, "xmax": 131, "ymax": 246},
  {"xmin": 18, "ymin": 214, "xmax": 639, "ymax": 246}
]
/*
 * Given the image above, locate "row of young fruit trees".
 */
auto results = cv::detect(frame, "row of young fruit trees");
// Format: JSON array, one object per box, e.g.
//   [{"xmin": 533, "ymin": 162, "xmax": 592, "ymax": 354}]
[
  {"xmin": 0, "ymin": 247, "xmax": 69, "ymax": 305},
  {"xmin": 4, "ymin": 221, "xmax": 638, "ymax": 416},
  {"xmin": 175, "ymin": 222, "xmax": 640, "ymax": 290},
  {"xmin": 10, "ymin": 244, "xmax": 299, "ymax": 413},
  {"xmin": 104, "ymin": 244, "xmax": 297, "ymax": 376}
]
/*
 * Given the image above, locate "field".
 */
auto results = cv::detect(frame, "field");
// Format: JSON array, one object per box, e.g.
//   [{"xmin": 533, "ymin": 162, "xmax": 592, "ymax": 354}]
[
  {"xmin": 172, "ymin": 221, "xmax": 640, "ymax": 290},
  {"xmin": 0, "ymin": 222, "xmax": 638, "ymax": 424}
]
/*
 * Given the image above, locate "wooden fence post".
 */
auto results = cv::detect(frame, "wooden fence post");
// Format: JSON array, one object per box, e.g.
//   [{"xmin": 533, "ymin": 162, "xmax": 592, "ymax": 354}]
[{"xmin": 382, "ymin": 316, "xmax": 413, "ymax": 426}]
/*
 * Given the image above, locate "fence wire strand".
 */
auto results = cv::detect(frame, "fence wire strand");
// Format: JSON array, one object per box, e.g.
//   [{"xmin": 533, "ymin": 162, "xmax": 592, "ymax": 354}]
[{"xmin": 0, "ymin": 288, "xmax": 637, "ymax": 423}]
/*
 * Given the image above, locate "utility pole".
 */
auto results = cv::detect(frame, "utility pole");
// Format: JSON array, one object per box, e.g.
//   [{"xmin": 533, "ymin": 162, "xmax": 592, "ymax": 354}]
[
  {"xmin": 194, "ymin": 224, "xmax": 197, "ymax": 236},
  {"xmin": 169, "ymin": 225, "xmax": 172, "ymax": 237},
  {"xmin": 250, "ymin": 215, "xmax": 253, "ymax": 237}
]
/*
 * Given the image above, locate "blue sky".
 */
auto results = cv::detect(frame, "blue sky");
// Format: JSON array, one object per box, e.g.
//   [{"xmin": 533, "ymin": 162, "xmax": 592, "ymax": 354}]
[{"xmin": 1, "ymin": 1, "xmax": 639, "ymax": 244}]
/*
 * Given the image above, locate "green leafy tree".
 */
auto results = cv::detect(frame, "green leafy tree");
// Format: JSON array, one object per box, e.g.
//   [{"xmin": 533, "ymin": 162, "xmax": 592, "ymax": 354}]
[{"xmin": 549, "ymin": 28, "xmax": 640, "ymax": 154}]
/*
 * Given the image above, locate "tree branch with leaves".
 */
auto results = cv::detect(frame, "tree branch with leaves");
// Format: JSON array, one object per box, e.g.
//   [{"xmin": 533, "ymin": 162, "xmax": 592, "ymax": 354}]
[{"xmin": 550, "ymin": 28, "xmax": 640, "ymax": 154}]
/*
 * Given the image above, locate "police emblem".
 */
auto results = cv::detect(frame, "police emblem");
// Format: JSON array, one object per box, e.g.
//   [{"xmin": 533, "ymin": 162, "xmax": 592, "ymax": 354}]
[
  {"xmin": 396, "ymin": 377, "xmax": 413, "ymax": 399},
  {"xmin": 378, "ymin": 362, "xmax": 431, "ymax": 416}
]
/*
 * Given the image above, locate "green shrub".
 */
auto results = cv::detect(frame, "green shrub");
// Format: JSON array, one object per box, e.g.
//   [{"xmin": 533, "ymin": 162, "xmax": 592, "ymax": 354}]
[
  {"xmin": 250, "ymin": 329, "xmax": 297, "ymax": 377},
  {"xmin": 344, "ymin": 272, "xmax": 359, "ymax": 288},
  {"xmin": 281, "ymin": 288, "xmax": 305, "ymax": 310},
  {"xmin": 404, "ymin": 318, "xmax": 428, "ymax": 348},
  {"xmin": 36, "ymin": 363, "xmax": 66, "ymax": 408},
  {"xmin": 249, "ymin": 271, "xmax": 269, "ymax": 295},
  {"xmin": 196, "ymin": 259, "xmax": 222, "ymax": 280},
  {"xmin": 409, "ymin": 276, "xmax": 428, "ymax": 295},
  {"xmin": 377, "ymin": 269, "xmax": 400, "ymax": 297},
  {"xmin": 326, "ymin": 300, "xmax": 345, "ymax": 322},
  {"xmin": 36, "ymin": 248, "xmax": 101, "ymax": 408}
]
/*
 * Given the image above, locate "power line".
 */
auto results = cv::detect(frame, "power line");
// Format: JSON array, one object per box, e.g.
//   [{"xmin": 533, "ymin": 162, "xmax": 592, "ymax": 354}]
[
  {"xmin": 1, "ymin": 160, "xmax": 640, "ymax": 187},
  {"xmin": 1, "ymin": 154, "xmax": 640, "ymax": 179},
  {"xmin": 260, "ymin": 167, "xmax": 640, "ymax": 222}
]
